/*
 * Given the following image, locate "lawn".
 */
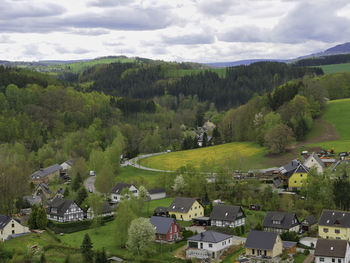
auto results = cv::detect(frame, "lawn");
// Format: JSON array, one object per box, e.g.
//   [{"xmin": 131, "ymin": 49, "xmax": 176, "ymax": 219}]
[
  {"xmin": 308, "ymin": 98, "xmax": 350, "ymax": 151},
  {"xmin": 140, "ymin": 142, "xmax": 269, "ymax": 172},
  {"xmin": 142, "ymin": 197, "xmax": 173, "ymax": 217},
  {"xmin": 116, "ymin": 166, "xmax": 168, "ymax": 187},
  {"xmin": 221, "ymin": 247, "xmax": 245, "ymax": 263},
  {"xmin": 244, "ymin": 209, "xmax": 266, "ymax": 235},
  {"xmin": 319, "ymin": 63, "xmax": 350, "ymax": 74},
  {"xmin": 293, "ymin": 252, "xmax": 307, "ymax": 263}
]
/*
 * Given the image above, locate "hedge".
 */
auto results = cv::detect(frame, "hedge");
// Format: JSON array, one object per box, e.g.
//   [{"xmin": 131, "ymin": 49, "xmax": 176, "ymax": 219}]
[{"xmin": 47, "ymin": 216, "xmax": 114, "ymax": 233}]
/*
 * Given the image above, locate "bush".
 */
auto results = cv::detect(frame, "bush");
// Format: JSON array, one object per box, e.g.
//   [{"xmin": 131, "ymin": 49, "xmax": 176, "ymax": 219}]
[
  {"xmin": 182, "ymin": 230, "xmax": 194, "ymax": 240},
  {"xmin": 304, "ymin": 249, "xmax": 310, "ymax": 256}
]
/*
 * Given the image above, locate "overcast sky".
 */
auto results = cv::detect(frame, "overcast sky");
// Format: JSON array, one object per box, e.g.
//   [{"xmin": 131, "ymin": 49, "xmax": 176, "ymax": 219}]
[{"xmin": 1, "ymin": 0, "xmax": 350, "ymax": 62}]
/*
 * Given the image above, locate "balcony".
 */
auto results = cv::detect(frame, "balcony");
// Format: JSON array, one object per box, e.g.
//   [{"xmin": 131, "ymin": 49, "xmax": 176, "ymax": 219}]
[{"xmin": 186, "ymin": 248, "xmax": 211, "ymax": 259}]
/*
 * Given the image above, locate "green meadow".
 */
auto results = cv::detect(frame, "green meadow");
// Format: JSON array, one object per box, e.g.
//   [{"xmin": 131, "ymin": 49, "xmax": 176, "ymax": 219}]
[{"xmin": 319, "ymin": 63, "xmax": 350, "ymax": 74}]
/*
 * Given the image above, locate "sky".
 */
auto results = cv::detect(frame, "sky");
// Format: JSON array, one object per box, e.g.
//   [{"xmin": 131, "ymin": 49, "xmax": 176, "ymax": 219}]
[{"xmin": 1, "ymin": 0, "xmax": 350, "ymax": 63}]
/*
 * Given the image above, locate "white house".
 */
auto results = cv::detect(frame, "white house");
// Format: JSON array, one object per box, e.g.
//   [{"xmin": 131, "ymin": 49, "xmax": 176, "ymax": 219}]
[
  {"xmin": 0, "ymin": 214, "xmax": 30, "ymax": 242},
  {"xmin": 110, "ymin": 182, "xmax": 138, "ymax": 203},
  {"xmin": 315, "ymin": 239, "xmax": 350, "ymax": 263},
  {"xmin": 304, "ymin": 152, "xmax": 325, "ymax": 174},
  {"xmin": 186, "ymin": 230, "xmax": 233, "ymax": 260},
  {"xmin": 60, "ymin": 160, "xmax": 73, "ymax": 172},
  {"xmin": 210, "ymin": 205, "xmax": 246, "ymax": 228},
  {"xmin": 46, "ymin": 197, "xmax": 84, "ymax": 222},
  {"xmin": 148, "ymin": 188, "xmax": 166, "ymax": 200}
]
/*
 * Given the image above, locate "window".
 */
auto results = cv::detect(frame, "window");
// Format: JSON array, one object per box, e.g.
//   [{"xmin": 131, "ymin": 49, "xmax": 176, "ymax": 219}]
[
  {"xmin": 324, "ymin": 228, "xmax": 329, "ymax": 233},
  {"xmin": 294, "ymin": 181, "xmax": 297, "ymax": 184},
  {"xmin": 332, "ymin": 258, "xmax": 335, "ymax": 263},
  {"xmin": 12, "ymin": 230, "xmax": 15, "ymax": 234},
  {"xmin": 320, "ymin": 258, "xmax": 324, "ymax": 262},
  {"xmin": 12, "ymin": 223, "xmax": 14, "ymax": 228},
  {"xmin": 252, "ymin": 249, "xmax": 255, "ymax": 255},
  {"xmin": 335, "ymin": 229, "xmax": 340, "ymax": 233},
  {"xmin": 338, "ymin": 259, "xmax": 341, "ymax": 263},
  {"xmin": 209, "ymin": 244, "xmax": 213, "ymax": 248},
  {"xmin": 300, "ymin": 174, "xmax": 303, "ymax": 177}
]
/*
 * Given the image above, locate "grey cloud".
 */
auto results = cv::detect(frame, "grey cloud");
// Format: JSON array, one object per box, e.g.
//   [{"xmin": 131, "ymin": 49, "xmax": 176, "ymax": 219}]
[
  {"xmin": 72, "ymin": 29, "xmax": 110, "ymax": 36},
  {"xmin": 54, "ymin": 45, "xmax": 91, "ymax": 55},
  {"xmin": 219, "ymin": 0, "xmax": 350, "ymax": 44},
  {"xmin": 162, "ymin": 33, "xmax": 215, "ymax": 45},
  {"xmin": 22, "ymin": 44, "xmax": 44, "ymax": 58},
  {"xmin": 198, "ymin": 0, "xmax": 237, "ymax": 16},
  {"xmin": 88, "ymin": 0, "xmax": 134, "ymax": 7}
]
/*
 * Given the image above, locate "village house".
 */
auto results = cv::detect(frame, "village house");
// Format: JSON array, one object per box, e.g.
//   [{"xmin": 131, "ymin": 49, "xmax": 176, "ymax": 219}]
[
  {"xmin": 263, "ymin": 211, "xmax": 300, "ymax": 233},
  {"xmin": 301, "ymin": 215, "xmax": 318, "ymax": 232},
  {"xmin": 304, "ymin": 152, "xmax": 326, "ymax": 174},
  {"xmin": 150, "ymin": 216, "xmax": 181, "ymax": 242},
  {"xmin": 33, "ymin": 182, "xmax": 52, "ymax": 199},
  {"xmin": 279, "ymin": 160, "xmax": 309, "ymax": 191},
  {"xmin": 314, "ymin": 239, "xmax": 350, "ymax": 263},
  {"xmin": 245, "ymin": 230, "xmax": 283, "ymax": 259},
  {"xmin": 210, "ymin": 205, "xmax": 246, "ymax": 228},
  {"xmin": 46, "ymin": 197, "xmax": 84, "ymax": 222},
  {"xmin": 87, "ymin": 202, "xmax": 114, "ymax": 219},
  {"xmin": 110, "ymin": 182, "xmax": 139, "ymax": 203},
  {"xmin": 60, "ymin": 160, "xmax": 73, "ymax": 172},
  {"xmin": 30, "ymin": 164, "xmax": 62, "ymax": 184},
  {"xmin": 147, "ymin": 188, "xmax": 166, "ymax": 200},
  {"xmin": 318, "ymin": 210, "xmax": 350, "ymax": 241},
  {"xmin": 153, "ymin": 206, "xmax": 169, "ymax": 217},
  {"xmin": 186, "ymin": 230, "xmax": 233, "ymax": 260},
  {"xmin": 168, "ymin": 197, "xmax": 204, "ymax": 221},
  {"xmin": 0, "ymin": 214, "xmax": 30, "ymax": 242}
]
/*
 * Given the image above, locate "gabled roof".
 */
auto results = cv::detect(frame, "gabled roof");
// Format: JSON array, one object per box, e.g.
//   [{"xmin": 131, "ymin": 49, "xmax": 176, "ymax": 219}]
[
  {"xmin": 263, "ymin": 211, "xmax": 300, "ymax": 230},
  {"xmin": 302, "ymin": 215, "xmax": 317, "ymax": 226},
  {"xmin": 148, "ymin": 188, "xmax": 166, "ymax": 195},
  {"xmin": 187, "ymin": 230, "xmax": 232, "ymax": 243},
  {"xmin": 318, "ymin": 210, "xmax": 350, "ymax": 228},
  {"xmin": 37, "ymin": 183, "xmax": 52, "ymax": 194},
  {"xmin": 304, "ymin": 152, "xmax": 325, "ymax": 169},
  {"xmin": 210, "ymin": 205, "xmax": 245, "ymax": 222},
  {"xmin": 315, "ymin": 239, "xmax": 348, "ymax": 258},
  {"xmin": 47, "ymin": 197, "xmax": 78, "ymax": 217},
  {"xmin": 31, "ymin": 164, "xmax": 62, "ymax": 179},
  {"xmin": 110, "ymin": 182, "xmax": 134, "ymax": 194},
  {"xmin": 245, "ymin": 231, "xmax": 279, "ymax": 250},
  {"xmin": 23, "ymin": 195, "xmax": 42, "ymax": 206},
  {"xmin": 168, "ymin": 197, "xmax": 197, "ymax": 213},
  {"xmin": 154, "ymin": 206, "xmax": 168, "ymax": 213},
  {"xmin": 279, "ymin": 160, "xmax": 309, "ymax": 178},
  {"xmin": 150, "ymin": 216, "xmax": 176, "ymax": 235},
  {"xmin": 0, "ymin": 214, "xmax": 11, "ymax": 229}
]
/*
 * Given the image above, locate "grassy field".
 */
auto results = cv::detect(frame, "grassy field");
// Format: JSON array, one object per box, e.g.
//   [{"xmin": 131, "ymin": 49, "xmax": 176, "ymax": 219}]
[
  {"xmin": 308, "ymin": 98, "xmax": 350, "ymax": 151},
  {"xmin": 319, "ymin": 63, "xmax": 350, "ymax": 74},
  {"xmin": 221, "ymin": 247, "xmax": 245, "ymax": 263},
  {"xmin": 293, "ymin": 252, "xmax": 307, "ymax": 263},
  {"xmin": 117, "ymin": 166, "xmax": 168, "ymax": 187},
  {"xmin": 140, "ymin": 142, "xmax": 269, "ymax": 172}
]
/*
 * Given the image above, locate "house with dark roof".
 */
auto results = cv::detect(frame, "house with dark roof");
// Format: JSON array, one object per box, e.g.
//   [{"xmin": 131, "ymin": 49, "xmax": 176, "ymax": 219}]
[
  {"xmin": 110, "ymin": 182, "xmax": 138, "ymax": 203},
  {"xmin": 30, "ymin": 164, "xmax": 62, "ymax": 184},
  {"xmin": 0, "ymin": 214, "xmax": 30, "ymax": 241},
  {"xmin": 34, "ymin": 183, "xmax": 53, "ymax": 199},
  {"xmin": 150, "ymin": 216, "xmax": 181, "ymax": 242},
  {"xmin": 186, "ymin": 230, "xmax": 233, "ymax": 260},
  {"xmin": 87, "ymin": 202, "xmax": 114, "ymax": 219},
  {"xmin": 314, "ymin": 239, "xmax": 350, "ymax": 263},
  {"xmin": 147, "ymin": 188, "xmax": 166, "ymax": 200},
  {"xmin": 23, "ymin": 195, "xmax": 42, "ymax": 206},
  {"xmin": 46, "ymin": 197, "xmax": 84, "ymax": 222},
  {"xmin": 304, "ymin": 152, "xmax": 326, "ymax": 174},
  {"xmin": 210, "ymin": 205, "xmax": 246, "ymax": 228},
  {"xmin": 245, "ymin": 230, "xmax": 283, "ymax": 259},
  {"xmin": 301, "ymin": 215, "xmax": 318, "ymax": 232},
  {"xmin": 318, "ymin": 210, "xmax": 350, "ymax": 241},
  {"xmin": 60, "ymin": 160, "xmax": 73, "ymax": 171},
  {"xmin": 279, "ymin": 159, "xmax": 309, "ymax": 191},
  {"xmin": 168, "ymin": 197, "xmax": 204, "ymax": 221},
  {"xmin": 263, "ymin": 212, "xmax": 300, "ymax": 233}
]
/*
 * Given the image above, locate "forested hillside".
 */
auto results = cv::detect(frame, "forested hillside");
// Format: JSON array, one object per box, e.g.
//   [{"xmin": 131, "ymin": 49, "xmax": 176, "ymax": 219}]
[{"xmin": 295, "ymin": 53, "xmax": 350, "ymax": 66}]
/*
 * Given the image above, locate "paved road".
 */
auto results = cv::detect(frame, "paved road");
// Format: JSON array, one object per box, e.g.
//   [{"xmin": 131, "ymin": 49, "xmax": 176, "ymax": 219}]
[
  {"xmin": 83, "ymin": 176, "xmax": 99, "ymax": 194},
  {"xmin": 124, "ymin": 152, "xmax": 175, "ymax": 173}
]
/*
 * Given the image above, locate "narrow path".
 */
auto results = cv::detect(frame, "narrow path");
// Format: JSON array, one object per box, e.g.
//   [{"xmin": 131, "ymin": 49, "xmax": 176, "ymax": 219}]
[
  {"xmin": 302, "ymin": 254, "xmax": 314, "ymax": 263},
  {"xmin": 83, "ymin": 176, "xmax": 99, "ymax": 194}
]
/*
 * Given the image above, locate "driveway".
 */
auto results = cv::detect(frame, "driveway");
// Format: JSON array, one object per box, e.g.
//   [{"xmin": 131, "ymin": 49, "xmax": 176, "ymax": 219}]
[{"xmin": 84, "ymin": 176, "xmax": 98, "ymax": 194}]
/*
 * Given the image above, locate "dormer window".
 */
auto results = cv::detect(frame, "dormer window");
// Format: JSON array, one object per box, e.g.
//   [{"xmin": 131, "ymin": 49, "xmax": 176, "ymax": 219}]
[
  {"xmin": 327, "ymin": 220, "xmax": 330, "ymax": 223},
  {"xmin": 330, "ymin": 246, "xmax": 334, "ymax": 251},
  {"xmin": 273, "ymin": 220, "xmax": 281, "ymax": 225},
  {"xmin": 332, "ymin": 212, "xmax": 335, "ymax": 216},
  {"xmin": 225, "ymin": 212, "xmax": 228, "ymax": 217}
]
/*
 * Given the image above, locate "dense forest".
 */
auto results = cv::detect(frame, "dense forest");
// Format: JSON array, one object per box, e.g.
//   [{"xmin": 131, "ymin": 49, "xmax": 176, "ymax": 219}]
[
  {"xmin": 82, "ymin": 61, "xmax": 322, "ymax": 110},
  {"xmin": 295, "ymin": 53, "xmax": 350, "ymax": 66}
]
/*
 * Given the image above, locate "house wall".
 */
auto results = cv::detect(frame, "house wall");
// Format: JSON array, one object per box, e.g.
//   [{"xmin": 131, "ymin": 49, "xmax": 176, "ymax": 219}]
[
  {"xmin": 211, "ymin": 217, "xmax": 245, "ymax": 228},
  {"xmin": 187, "ymin": 237, "xmax": 233, "ymax": 256},
  {"xmin": 163, "ymin": 222, "xmax": 181, "ymax": 242},
  {"xmin": 60, "ymin": 163, "xmax": 72, "ymax": 171},
  {"xmin": 111, "ymin": 185, "xmax": 139, "ymax": 203},
  {"xmin": 0, "ymin": 219, "xmax": 29, "ymax": 242},
  {"xmin": 318, "ymin": 225, "xmax": 350, "ymax": 241},
  {"xmin": 264, "ymin": 224, "xmax": 299, "ymax": 233},
  {"xmin": 288, "ymin": 172, "xmax": 307, "ymax": 190},
  {"xmin": 245, "ymin": 235, "xmax": 283, "ymax": 258},
  {"xmin": 150, "ymin": 192, "xmax": 166, "ymax": 200},
  {"xmin": 304, "ymin": 158, "xmax": 324, "ymax": 174},
  {"xmin": 48, "ymin": 203, "xmax": 84, "ymax": 223},
  {"xmin": 169, "ymin": 200, "xmax": 204, "ymax": 221}
]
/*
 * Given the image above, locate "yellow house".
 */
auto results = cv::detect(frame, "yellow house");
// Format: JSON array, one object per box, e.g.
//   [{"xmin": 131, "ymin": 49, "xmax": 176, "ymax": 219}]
[
  {"xmin": 168, "ymin": 197, "xmax": 204, "ymax": 221},
  {"xmin": 0, "ymin": 215, "xmax": 30, "ymax": 242},
  {"xmin": 245, "ymin": 230, "xmax": 283, "ymax": 258},
  {"xmin": 318, "ymin": 210, "xmax": 350, "ymax": 241},
  {"xmin": 279, "ymin": 160, "xmax": 309, "ymax": 191}
]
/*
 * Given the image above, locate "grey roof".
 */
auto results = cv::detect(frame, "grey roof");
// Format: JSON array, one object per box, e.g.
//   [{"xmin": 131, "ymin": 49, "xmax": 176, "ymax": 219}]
[
  {"xmin": 302, "ymin": 215, "xmax": 317, "ymax": 226},
  {"xmin": 154, "ymin": 206, "xmax": 168, "ymax": 213},
  {"xmin": 315, "ymin": 239, "xmax": 348, "ymax": 258},
  {"xmin": 245, "ymin": 231, "xmax": 279, "ymax": 250},
  {"xmin": 111, "ymin": 182, "xmax": 133, "ymax": 194},
  {"xmin": 283, "ymin": 241, "xmax": 297, "ymax": 249},
  {"xmin": 318, "ymin": 210, "xmax": 350, "ymax": 228},
  {"xmin": 263, "ymin": 211, "xmax": 300, "ymax": 230},
  {"xmin": 210, "ymin": 205, "xmax": 245, "ymax": 222},
  {"xmin": 0, "ymin": 214, "xmax": 11, "ymax": 229},
  {"xmin": 102, "ymin": 202, "xmax": 112, "ymax": 214},
  {"xmin": 279, "ymin": 160, "xmax": 309, "ymax": 178},
  {"xmin": 65, "ymin": 160, "xmax": 73, "ymax": 166},
  {"xmin": 36, "ymin": 183, "xmax": 52, "ymax": 195},
  {"xmin": 23, "ymin": 195, "xmax": 42, "ymax": 206},
  {"xmin": 187, "ymin": 230, "xmax": 232, "ymax": 243},
  {"xmin": 31, "ymin": 164, "xmax": 62, "ymax": 179},
  {"xmin": 304, "ymin": 152, "xmax": 325, "ymax": 168},
  {"xmin": 46, "ymin": 197, "xmax": 77, "ymax": 217},
  {"xmin": 150, "ymin": 216, "xmax": 176, "ymax": 235},
  {"xmin": 148, "ymin": 188, "xmax": 166, "ymax": 195},
  {"xmin": 321, "ymin": 158, "xmax": 336, "ymax": 163},
  {"xmin": 168, "ymin": 197, "xmax": 197, "ymax": 213}
]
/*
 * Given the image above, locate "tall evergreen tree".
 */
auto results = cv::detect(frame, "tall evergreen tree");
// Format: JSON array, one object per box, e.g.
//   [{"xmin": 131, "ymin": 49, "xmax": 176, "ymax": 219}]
[{"xmin": 81, "ymin": 233, "xmax": 93, "ymax": 263}]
